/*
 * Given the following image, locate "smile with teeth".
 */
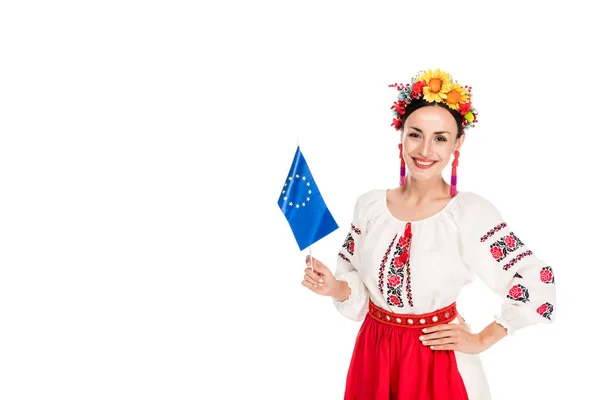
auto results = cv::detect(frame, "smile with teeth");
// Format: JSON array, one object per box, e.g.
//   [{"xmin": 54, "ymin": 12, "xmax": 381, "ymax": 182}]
[{"xmin": 412, "ymin": 157, "xmax": 438, "ymax": 169}]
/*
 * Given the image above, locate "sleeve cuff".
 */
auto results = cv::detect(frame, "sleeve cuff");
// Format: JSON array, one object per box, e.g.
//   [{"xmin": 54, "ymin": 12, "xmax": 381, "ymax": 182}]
[
  {"xmin": 494, "ymin": 302, "xmax": 544, "ymax": 336},
  {"xmin": 332, "ymin": 274, "xmax": 368, "ymax": 321}
]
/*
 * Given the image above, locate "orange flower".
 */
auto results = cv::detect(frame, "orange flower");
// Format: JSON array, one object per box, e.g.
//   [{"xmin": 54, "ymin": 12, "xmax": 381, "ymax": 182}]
[{"xmin": 444, "ymin": 83, "xmax": 469, "ymax": 110}]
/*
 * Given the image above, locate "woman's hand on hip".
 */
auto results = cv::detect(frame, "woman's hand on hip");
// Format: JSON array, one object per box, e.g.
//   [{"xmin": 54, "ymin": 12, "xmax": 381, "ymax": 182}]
[{"xmin": 419, "ymin": 315, "xmax": 488, "ymax": 355}]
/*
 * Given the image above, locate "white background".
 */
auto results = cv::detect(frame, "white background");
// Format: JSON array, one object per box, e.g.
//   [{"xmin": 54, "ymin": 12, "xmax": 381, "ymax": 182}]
[{"xmin": 0, "ymin": 1, "xmax": 597, "ymax": 399}]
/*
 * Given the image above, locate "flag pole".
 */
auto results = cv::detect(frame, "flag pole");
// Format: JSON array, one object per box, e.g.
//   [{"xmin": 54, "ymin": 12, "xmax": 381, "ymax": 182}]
[{"xmin": 298, "ymin": 136, "xmax": 314, "ymax": 272}]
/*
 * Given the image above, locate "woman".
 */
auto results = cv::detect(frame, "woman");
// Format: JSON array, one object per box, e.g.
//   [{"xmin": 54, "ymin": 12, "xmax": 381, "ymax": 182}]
[{"xmin": 301, "ymin": 69, "xmax": 557, "ymax": 399}]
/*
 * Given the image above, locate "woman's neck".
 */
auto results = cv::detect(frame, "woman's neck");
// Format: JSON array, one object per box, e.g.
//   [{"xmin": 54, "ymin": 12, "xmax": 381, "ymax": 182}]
[{"xmin": 400, "ymin": 177, "xmax": 450, "ymax": 202}]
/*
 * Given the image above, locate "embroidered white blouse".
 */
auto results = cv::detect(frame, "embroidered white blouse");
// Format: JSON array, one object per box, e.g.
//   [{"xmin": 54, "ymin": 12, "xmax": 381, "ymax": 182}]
[{"xmin": 333, "ymin": 189, "xmax": 557, "ymax": 335}]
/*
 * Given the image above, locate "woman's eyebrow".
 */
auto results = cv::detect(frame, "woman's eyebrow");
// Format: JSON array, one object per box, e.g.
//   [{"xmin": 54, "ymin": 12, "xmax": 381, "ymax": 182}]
[{"xmin": 408, "ymin": 126, "xmax": 450, "ymax": 135}]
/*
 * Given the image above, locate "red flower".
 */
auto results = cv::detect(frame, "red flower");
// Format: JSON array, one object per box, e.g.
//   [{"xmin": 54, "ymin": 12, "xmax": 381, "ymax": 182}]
[
  {"xmin": 540, "ymin": 269, "xmax": 553, "ymax": 283},
  {"xmin": 393, "ymin": 256, "xmax": 405, "ymax": 268},
  {"xmin": 392, "ymin": 100, "xmax": 406, "ymax": 115},
  {"xmin": 411, "ymin": 80, "xmax": 426, "ymax": 98},
  {"xmin": 389, "ymin": 295, "xmax": 401, "ymax": 306},
  {"xmin": 388, "ymin": 275, "xmax": 401, "ymax": 287},
  {"xmin": 401, "ymin": 250, "xmax": 410, "ymax": 262},
  {"xmin": 392, "ymin": 118, "xmax": 402, "ymax": 130},
  {"xmin": 396, "ymin": 250, "xmax": 409, "ymax": 264},
  {"xmin": 349, "ymin": 241, "xmax": 355, "ymax": 253},
  {"xmin": 509, "ymin": 285, "xmax": 522, "ymax": 299},
  {"xmin": 459, "ymin": 102, "xmax": 471, "ymax": 115},
  {"xmin": 490, "ymin": 246, "xmax": 503, "ymax": 259},
  {"xmin": 505, "ymin": 235, "xmax": 516, "ymax": 249},
  {"xmin": 537, "ymin": 304, "xmax": 548, "ymax": 315}
]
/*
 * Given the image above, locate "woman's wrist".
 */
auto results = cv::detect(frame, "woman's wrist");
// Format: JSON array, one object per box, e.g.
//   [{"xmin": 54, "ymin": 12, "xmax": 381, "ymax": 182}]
[
  {"xmin": 332, "ymin": 280, "xmax": 351, "ymax": 302},
  {"xmin": 477, "ymin": 321, "xmax": 508, "ymax": 351}
]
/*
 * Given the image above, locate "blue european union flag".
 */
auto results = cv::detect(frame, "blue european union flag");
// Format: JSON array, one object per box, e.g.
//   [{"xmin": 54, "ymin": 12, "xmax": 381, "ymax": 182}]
[{"xmin": 278, "ymin": 146, "xmax": 339, "ymax": 251}]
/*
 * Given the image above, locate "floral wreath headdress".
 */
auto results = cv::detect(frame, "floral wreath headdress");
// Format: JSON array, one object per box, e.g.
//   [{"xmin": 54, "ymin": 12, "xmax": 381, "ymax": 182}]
[{"xmin": 388, "ymin": 69, "xmax": 478, "ymax": 132}]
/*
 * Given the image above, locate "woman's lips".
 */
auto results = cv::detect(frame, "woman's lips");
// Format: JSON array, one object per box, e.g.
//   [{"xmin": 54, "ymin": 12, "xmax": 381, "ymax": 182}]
[{"xmin": 412, "ymin": 157, "xmax": 438, "ymax": 169}]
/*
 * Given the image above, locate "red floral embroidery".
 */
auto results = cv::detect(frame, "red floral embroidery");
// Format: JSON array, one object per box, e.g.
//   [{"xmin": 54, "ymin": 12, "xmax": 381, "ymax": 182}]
[
  {"xmin": 398, "ymin": 235, "xmax": 408, "ymax": 248},
  {"xmin": 385, "ymin": 223, "xmax": 413, "ymax": 308},
  {"xmin": 388, "ymin": 275, "xmax": 401, "ymax": 287},
  {"xmin": 503, "ymin": 250, "xmax": 533, "ymax": 270},
  {"xmin": 389, "ymin": 295, "xmax": 401, "ymax": 306},
  {"xmin": 491, "ymin": 246, "xmax": 503, "ymax": 260},
  {"xmin": 504, "ymin": 235, "xmax": 517, "ymax": 249},
  {"xmin": 340, "ymin": 224, "xmax": 361, "ymax": 258},
  {"xmin": 537, "ymin": 302, "xmax": 554, "ymax": 320},
  {"xmin": 378, "ymin": 234, "xmax": 397, "ymax": 294},
  {"xmin": 480, "ymin": 222, "xmax": 507, "ymax": 242},
  {"xmin": 395, "ymin": 251, "xmax": 409, "ymax": 265},
  {"xmin": 507, "ymin": 284, "xmax": 530, "ymax": 303},
  {"xmin": 342, "ymin": 233, "xmax": 355, "ymax": 256},
  {"xmin": 404, "ymin": 224, "xmax": 414, "ymax": 307},
  {"xmin": 489, "ymin": 232, "xmax": 524, "ymax": 262},
  {"xmin": 540, "ymin": 266, "xmax": 554, "ymax": 284}
]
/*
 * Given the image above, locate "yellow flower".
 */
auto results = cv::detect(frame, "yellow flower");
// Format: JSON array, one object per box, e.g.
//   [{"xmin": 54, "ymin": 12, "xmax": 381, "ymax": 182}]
[
  {"xmin": 444, "ymin": 83, "xmax": 469, "ymax": 110},
  {"xmin": 464, "ymin": 111, "xmax": 474, "ymax": 122},
  {"xmin": 418, "ymin": 69, "xmax": 452, "ymax": 102}
]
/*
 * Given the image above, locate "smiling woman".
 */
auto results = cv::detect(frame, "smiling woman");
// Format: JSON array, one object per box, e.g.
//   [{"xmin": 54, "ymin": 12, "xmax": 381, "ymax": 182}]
[
  {"xmin": 401, "ymin": 103, "xmax": 462, "ymax": 183},
  {"xmin": 301, "ymin": 69, "xmax": 558, "ymax": 400}
]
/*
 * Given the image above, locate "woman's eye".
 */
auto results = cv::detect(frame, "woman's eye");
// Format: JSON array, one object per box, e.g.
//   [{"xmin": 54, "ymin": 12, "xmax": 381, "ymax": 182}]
[
  {"xmin": 435, "ymin": 136, "xmax": 447, "ymax": 142},
  {"xmin": 408, "ymin": 133, "xmax": 420, "ymax": 138}
]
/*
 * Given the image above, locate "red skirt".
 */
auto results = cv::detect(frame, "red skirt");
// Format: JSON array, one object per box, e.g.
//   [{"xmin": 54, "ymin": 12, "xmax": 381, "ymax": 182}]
[{"xmin": 344, "ymin": 301, "xmax": 469, "ymax": 400}]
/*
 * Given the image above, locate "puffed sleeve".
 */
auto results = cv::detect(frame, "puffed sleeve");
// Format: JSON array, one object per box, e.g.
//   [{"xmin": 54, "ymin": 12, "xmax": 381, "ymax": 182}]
[
  {"xmin": 456, "ymin": 192, "xmax": 557, "ymax": 335},
  {"xmin": 332, "ymin": 193, "xmax": 371, "ymax": 321}
]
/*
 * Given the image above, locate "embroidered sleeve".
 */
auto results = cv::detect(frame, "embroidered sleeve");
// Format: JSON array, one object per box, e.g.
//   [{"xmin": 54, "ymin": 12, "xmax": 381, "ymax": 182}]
[
  {"xmin": 332, "ymin": 197, "xmax": 369, "ymax": 322},
  {"xmin": 457, "ymin": 193, "xmax": 557, "ymax": 335}
]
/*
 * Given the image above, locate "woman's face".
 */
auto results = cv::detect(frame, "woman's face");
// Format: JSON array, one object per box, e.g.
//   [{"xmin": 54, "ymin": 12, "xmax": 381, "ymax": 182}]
[{"xmin": 401, "ymin": 105, "xmax": 463, "ymax": 183}]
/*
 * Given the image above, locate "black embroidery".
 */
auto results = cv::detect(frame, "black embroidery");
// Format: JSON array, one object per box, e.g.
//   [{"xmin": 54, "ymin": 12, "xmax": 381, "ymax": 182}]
[{"xmin": 480, "ymin": 222, "xmax": 507, "ymax": 242}]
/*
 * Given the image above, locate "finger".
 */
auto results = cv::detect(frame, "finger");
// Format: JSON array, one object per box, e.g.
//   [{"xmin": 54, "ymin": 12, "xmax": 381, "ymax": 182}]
[
  {"xmin": 421, "ymin": 337, "xmax": 457, "ymax": 346},
  {"xmin": 422, "ymin": 324, "xmax": 455, "ymax": 333},
  {"xmin": 304, "ymin": 256, "xmax": 325, "ymax": 275},
  {"xmin": 304, "ymin": 255, "xmax": 323, "ymax": 266},
  {"xmin": 301, "ymin": 280, "xmax": 319, "ymax": 291},
  {"xmin": 430, "ymin": 344, "xmax": 457, "ymax": 351},
  {"xmin": 420, "ymin": 330, "xmax": 458, "ymax": 341},
  {"xmin": 304, "ymin": 267, "xmax": 324, "ymax": 284},
  {"xmin": 311, "ymin": 259, "xmax": 328, "ymax": 275},
  {"xmin": 304, "ymin": 274, "xmax": 320, "ymax": 287}
]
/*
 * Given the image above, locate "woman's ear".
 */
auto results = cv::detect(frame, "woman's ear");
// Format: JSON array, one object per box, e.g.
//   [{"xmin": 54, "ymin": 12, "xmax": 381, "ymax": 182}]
[{"xmin": 454, "ymin": 133, "xmax": 465, "ymax": 152}]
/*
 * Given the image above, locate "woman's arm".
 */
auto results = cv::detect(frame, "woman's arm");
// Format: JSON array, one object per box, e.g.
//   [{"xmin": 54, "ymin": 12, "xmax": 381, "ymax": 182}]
[
  {"xmin": 478, "ymin": 321, "xmax": 508, "ymax": 350},
  {"xmin": 419, "ymin": 315, "xmax": 507, "ymax": 354}
]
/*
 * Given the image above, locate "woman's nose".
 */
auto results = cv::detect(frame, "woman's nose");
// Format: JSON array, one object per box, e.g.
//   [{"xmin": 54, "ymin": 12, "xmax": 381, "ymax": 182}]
[{"xmin": 418, "ymin": 140, "xmax": 433, "ymax": 158}]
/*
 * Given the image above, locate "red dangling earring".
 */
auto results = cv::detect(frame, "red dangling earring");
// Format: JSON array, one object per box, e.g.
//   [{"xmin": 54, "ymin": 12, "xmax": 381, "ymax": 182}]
[
  {"xmin": 450, "ymin": 150, "xmax": 460, "ymax": 196},
  {"xmin": 398, "ymin": 143, "xmax": 406, "ymax": 186}
]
